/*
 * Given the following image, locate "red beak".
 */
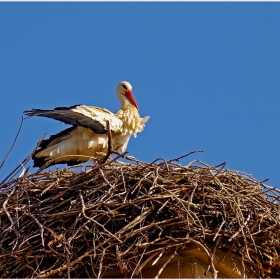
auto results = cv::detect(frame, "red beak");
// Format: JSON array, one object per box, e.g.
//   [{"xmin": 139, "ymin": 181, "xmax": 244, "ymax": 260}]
[{"xmin": 125, "ymin": 90, "xmax": 139, "ymax": 110}]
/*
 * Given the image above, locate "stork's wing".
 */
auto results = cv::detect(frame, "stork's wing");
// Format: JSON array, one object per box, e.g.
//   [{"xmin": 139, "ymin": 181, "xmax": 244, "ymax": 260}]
[{"xmin": 24, "ymin": 104, "xmax": 123, "ymax": 134}]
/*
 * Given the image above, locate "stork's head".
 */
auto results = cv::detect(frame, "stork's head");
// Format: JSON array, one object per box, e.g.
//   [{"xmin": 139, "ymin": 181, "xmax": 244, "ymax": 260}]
[{"xmin": 116, "ymin": 81, "xmax": 139, "ymax": 110}]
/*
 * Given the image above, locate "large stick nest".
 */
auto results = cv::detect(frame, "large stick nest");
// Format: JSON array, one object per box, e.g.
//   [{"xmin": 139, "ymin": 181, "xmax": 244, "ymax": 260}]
[{"xmin": 1, "ymin": 154, "xmax": 280, "ymax": 278}]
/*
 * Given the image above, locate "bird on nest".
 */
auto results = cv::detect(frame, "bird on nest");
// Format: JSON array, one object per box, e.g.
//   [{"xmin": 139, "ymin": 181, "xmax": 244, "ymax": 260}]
[{"xmin": 24, "ymin": 81, "xmax": 150, "ymax": 168}]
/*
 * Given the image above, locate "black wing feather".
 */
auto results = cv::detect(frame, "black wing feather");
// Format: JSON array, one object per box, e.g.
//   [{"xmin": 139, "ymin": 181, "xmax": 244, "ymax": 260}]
[{"xmin": 24, "ymin": 105, "xmax": 107, "ymax": 134}]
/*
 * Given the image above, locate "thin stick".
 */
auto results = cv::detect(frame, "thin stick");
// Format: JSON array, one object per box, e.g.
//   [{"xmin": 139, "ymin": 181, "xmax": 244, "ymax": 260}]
[
  {"xmin": 79, "ymin": 190, "xmax": 122, "ymax": 244},
  {"xmin": 2, "ymin": 185, "xmax": 17, "ymax": 229},
  {"xmin": 155, "ymin": 249, "xmax": 177, "ymax": 279},
  {"xmin": 0, "ymin": 135, "xmax": 45, "ymax": 185},
  {"xmin": 100, "ymin": 120, "xmax": 113, "ymax": 164},
  {"xmin": 166, "ymin": 150, "xmax": 205, "ymax": 163},
  {"xmin": 0, "ymin": 116, "xmax": 24, "ymax": 171}
]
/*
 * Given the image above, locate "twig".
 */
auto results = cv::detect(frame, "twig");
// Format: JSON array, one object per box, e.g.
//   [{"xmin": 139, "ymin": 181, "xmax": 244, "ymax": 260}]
[
  {"xmin": 229, "ymin": 213, "xmax": 251, "ymax": 242},
  {"xmin": 78, "ymin": 190, "xmax": 122, "ymax": 244},
  {"xmin": 25, "ymin": 212, "xmax": 45, "ymax": 247},
  {"xmin": 97, "ymin": 248, "xmax": 106, "ymax": 279},
  {"xmin": 187, "ymin": 238, "xmax": 219, "ymax": 279},
  {"xmin": 155, "ymin": 249, "xmax": 177, "ymax": 278},
  {"xmin": 166, "ymin": 150, "xmax": 205, "ymax": 163},
  {"xmin": 213, "ymin": 220, "xmax": 226, "ymax": 241},
  {"xmin": 0, "ymin": 116, "xmax": 24, "ymax": 171},
  {"xmin": 134, "ymin": 251, "xmax": 160, "ymax": 275},
  {"xmin": 0, "ymin": 135, "xmax": 45, "ymax": 185},
  {"xmin": 100, "ymin": 120, "xmax": 113, "ymax": 164},
  {"xmin": 2, "ymin": 186, "xmax": 17, "ymax": 230}
]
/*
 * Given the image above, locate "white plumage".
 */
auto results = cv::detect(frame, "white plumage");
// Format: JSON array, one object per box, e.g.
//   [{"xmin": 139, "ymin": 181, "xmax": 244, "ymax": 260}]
[{"xmin": 24, "ymin": 81, "xmax": 149, "ymax": 167}]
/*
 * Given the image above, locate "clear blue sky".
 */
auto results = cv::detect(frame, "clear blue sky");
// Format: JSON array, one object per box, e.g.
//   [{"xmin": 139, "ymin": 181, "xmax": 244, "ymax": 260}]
[{"xmin": 1, "ymin": 3, "xmax": 280, "ymax": 187}]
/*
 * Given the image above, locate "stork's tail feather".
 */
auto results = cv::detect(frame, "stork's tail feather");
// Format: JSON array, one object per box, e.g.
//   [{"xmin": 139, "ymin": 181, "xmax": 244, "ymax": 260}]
[
  {"xmin": 32, "ymin": 126, "xmax": 77, "ymax": 168},
  {"xmin": 32, "ymin": 154, "xmax": 49, "ymax": 168},
  {"xmin": 32, "ymin": 154, "xmax": 82, "ymax": 168}
]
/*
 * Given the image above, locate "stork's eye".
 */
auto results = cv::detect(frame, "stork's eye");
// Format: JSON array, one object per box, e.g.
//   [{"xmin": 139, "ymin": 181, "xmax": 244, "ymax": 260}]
[{"xmin": 122, "ymin": 84, "xmax": 127, "ymax": 90}]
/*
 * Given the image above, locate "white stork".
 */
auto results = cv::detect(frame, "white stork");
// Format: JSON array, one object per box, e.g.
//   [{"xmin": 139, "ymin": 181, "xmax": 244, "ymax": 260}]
[{"xmin": 24, "ymin": 81, "xmax": 149, "ymax": 167}]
